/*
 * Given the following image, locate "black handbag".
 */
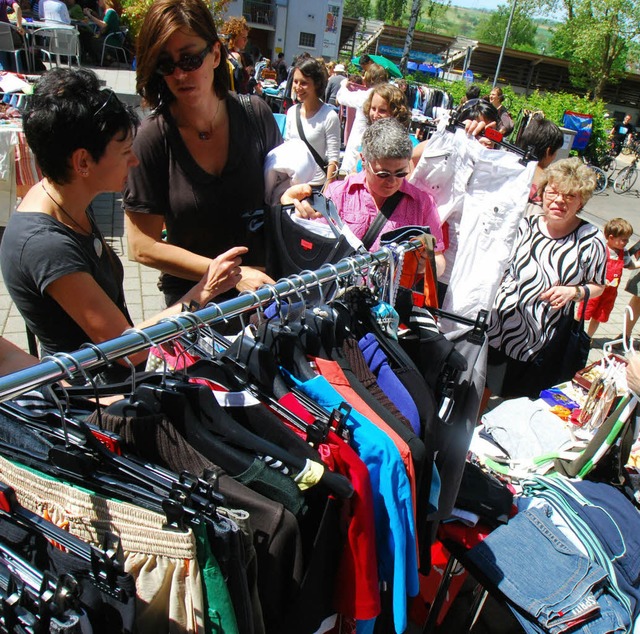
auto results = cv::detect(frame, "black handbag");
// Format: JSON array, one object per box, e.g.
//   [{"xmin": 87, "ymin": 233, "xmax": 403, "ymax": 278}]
[
  {"xmin": 518, "ymin": 287, "xmax": 591, "ymax": 397},
  {"xmin": 265, "ymin": 191, "xmax": 362, "ymax": 279},
  {"xmin": 266, "ymin": 191, "xmax": 404, "ymax": 279}
]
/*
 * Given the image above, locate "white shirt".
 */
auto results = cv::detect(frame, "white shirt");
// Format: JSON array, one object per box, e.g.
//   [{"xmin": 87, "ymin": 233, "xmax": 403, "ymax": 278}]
[
  {"xmin": 40, "ymin": 0, "xmax": 71, "ymax": 23},
  {"xmin": 336, "ymin": 82, "xmax": 372, "ymax": 173},
  {"xmin": 284, "ymin": 103, "xmax": 340, "ymax": 186}
]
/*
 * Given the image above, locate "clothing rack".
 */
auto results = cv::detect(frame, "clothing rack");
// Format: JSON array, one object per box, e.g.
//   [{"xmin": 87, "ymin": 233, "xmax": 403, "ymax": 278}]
[{"xmin": 0, "ymin": 242, "xmax": 424, "ymax": 403}]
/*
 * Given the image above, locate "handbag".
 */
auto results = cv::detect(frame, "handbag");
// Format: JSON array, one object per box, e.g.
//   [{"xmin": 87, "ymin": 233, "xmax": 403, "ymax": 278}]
[
  {"xmin": 266, "ymin": 190, "xmax": 405, "ymax": 279},
  {"xmin": 266, "ymin": 191, "xmax": 362, "ymax": 279},
  {"xmin": 518, "ymin": 286, "xmax": 591, "ymax": 397}
]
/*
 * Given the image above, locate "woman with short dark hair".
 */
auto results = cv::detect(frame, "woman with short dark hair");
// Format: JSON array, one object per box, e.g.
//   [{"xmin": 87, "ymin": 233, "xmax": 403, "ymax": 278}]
[
  {"xmin": 0, "ymin": 68, "xmax": 244, "ymax": 366},
  {"xmin": 125, "ymin": 0, "xmax": 282, "ymax": 307},
  {"xmin": 285, "ymin": 57, "xmax": 340, "ymax": 186}
]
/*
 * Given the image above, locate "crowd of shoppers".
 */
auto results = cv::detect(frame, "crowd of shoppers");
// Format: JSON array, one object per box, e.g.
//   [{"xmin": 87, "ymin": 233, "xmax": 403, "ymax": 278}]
[{"xmin": 0, "ymin": 0, "xmax": 638, "ymax": 408}]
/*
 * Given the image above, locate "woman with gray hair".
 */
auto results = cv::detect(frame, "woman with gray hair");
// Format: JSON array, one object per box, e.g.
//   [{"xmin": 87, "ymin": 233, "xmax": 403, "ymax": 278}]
[
  {"xmin": 485, "ymin": 157, "xmax": 607, "ymax": 398},
  {"xmin": 284, "ymin": 117, "xmax": 445, "ymax": 272}
]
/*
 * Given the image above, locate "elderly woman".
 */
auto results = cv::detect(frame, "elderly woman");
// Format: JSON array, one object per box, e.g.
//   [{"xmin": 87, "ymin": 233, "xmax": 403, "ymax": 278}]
[
  {"xmin": 486, "ymin": 157, "xmax": 607, "ymax": 398},
  {"xmin": 284, "ymin": 117, "xmax": 445, "ymax": 273}
]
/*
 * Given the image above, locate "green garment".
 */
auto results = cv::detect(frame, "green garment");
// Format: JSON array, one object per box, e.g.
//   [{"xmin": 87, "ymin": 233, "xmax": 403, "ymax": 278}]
[
  {"xmin": 103, "ymin": 7, "xmax": 119, "ymax": 35},
  {"xmin": 193, "ymin": 520, "xmax": 239, "ymax": 634}
]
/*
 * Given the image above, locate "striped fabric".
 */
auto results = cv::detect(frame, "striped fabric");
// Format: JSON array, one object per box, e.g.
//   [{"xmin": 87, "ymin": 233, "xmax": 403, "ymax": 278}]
[
  {"xmin": 487, "ymin": 216, "xmax": 607, "ymax": 361},
  {"xmin": 15, "ymin": 131, "xmax": 42, "ymax": 188}
]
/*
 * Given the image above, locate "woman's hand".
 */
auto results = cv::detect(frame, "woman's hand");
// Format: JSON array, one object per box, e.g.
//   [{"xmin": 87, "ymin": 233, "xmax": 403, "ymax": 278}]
[
  {"xmin": 280, "ymin": 183, "xmax": 321, "ymax": 219},
  {"xmin": 539, "ymin": 285, "xmax": 576, "ymax": 310},
  {"xmin": 187, "ymin": 246, "xmax": 248, "ymax": 305},
  {"xmin": 464, "ymin": 119, "xmax": 497, "ymax": 148},
  {"xmin": 236, "ymin": 266, "xmax": 275, "ymax": 293}
]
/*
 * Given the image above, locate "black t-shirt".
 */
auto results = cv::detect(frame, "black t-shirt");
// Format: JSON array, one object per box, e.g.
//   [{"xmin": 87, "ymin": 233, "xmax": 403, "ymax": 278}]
[
  {"xmin": 0, "ymin": 211, "xmax": 130, "ymax": 356},
  {"xmin": 124, "ymin": 93, "xmax": 283, "ymax": 304},
  {"xmin": 617, "ymin": 121, "xmax": 636, "ymax": 138}
]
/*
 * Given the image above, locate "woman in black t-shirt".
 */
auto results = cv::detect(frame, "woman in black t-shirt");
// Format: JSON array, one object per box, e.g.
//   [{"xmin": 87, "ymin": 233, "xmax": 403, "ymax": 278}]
[
  {"xmin": 124, "ymin": 0, "xmax": 282, "ymax": 307},
  {"xmin": 0, "ymin": 68, "xmax": 245, "ymax": 363}
]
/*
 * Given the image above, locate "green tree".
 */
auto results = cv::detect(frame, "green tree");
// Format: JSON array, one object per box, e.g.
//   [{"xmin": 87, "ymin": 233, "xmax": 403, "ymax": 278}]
[
  {"xmin": 420, "ymin": 0, "xmax": 451, "ymax": 34},
  {"xmin": 475, "ymin": 3, "xmax": 538, "ymax": 51},
  {"xmin": 121, "ymin": 0, "xmax": 231, "ymax": 40},
  {"xmin": 549, "ymin": 0, "xmax": 640, "ymax": 98},
  {"xmin": 344, "ymin": 0, "xmax": 372, "ymax": 20},
  {"xmin": 376, "ymin": 0, "xmax": 407, "ymax": 23}
]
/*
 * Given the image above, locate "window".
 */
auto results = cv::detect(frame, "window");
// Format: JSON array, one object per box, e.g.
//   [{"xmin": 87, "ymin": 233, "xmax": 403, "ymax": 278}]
[{"xmin": 299, "ymin": 32, "xmax": 316, "ymax": 48}]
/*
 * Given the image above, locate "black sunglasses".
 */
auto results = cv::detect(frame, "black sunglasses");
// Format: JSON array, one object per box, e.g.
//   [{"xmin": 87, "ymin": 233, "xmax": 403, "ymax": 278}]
[
  {"xmin": 93, "ymin": 88, "xmax": 119, "ymax": 116},
  {"xmin": 156, "ymin": 45, "xmax": 212, "ymax": 77}
]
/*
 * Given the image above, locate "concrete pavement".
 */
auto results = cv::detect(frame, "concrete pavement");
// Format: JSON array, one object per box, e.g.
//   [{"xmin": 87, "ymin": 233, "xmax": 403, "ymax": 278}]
[{"xmin": 0, "ymin": 65, "xmax": 639, "ymax": 365}]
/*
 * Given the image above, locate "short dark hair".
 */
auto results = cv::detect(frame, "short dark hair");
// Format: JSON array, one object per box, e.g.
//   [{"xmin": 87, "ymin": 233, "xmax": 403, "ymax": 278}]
[
  {"xmin": 518, "ymin": 117, "xmax": 564, "ymax": 161},
  {"xmin": 465, "ymin": 84, "xmax": 481, "ymax": 100},
  {"xmin": 278, "ymin": 52, "xmax": 284, "ymax": 59},
  {"xmin": 135, "ymin": 0, "xmax": 229, "ymax": 110},
  {"xmin": 457, "ymin": 98, "xmax": 500, "ymax": 126},
  {"xmin": 294, "ymin": 57, "xmax": 328, "ymax": 97},
  {"xmin": 23, "ymin": 68, "xmax": 139, "ymax": 185},
  {"xmin": 360, "ymin": 53, "xmax": 372, "ymax": 66}
]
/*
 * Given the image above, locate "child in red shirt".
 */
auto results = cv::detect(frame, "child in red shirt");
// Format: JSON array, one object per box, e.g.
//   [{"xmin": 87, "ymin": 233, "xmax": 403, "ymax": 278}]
[{"xmin": 580, "ymin": 218, "xmax": 639, "ymax": 336}]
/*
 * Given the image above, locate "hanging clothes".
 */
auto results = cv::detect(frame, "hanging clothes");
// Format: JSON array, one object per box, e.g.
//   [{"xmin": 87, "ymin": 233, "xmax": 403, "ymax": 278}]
[{"xmin": 409, "ymin": 118, "xmax": 536, "ymax": 325}]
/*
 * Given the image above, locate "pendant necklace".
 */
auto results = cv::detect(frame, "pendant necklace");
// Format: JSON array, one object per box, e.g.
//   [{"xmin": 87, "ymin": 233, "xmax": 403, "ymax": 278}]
[
  {"xmin": 41, "ymin": 182, "xmax": 103, "ymax": 258},
  {"xmin": 197, "ymin": 97, "xmax": 222, "ymax": 141}
]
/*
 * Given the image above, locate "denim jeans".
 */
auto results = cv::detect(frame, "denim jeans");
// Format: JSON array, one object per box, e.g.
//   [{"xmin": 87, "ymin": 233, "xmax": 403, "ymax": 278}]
[{"xmin": 467, "ymin": 506, "xmax": 628, "ymax": 633}]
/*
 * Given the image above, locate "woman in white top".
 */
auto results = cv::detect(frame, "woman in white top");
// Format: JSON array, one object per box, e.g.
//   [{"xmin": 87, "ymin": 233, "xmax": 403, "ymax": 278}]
[
  {"xmin": 40, "ymin": 0, "xmax": 70, "ymax": 23},
  {"xmin": 285, "ymin": 57, "xmax": 340, "ymax": 187},
  {"xmin": 336, "ymin": 63, "xmax": 388, "ymax": 173}
]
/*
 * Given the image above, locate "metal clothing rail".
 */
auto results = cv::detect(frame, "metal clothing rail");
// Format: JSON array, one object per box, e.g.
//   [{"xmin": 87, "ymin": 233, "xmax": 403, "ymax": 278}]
[{"xmin": 0, "ymin": 242, "xmax": 422, "ymax": 403}]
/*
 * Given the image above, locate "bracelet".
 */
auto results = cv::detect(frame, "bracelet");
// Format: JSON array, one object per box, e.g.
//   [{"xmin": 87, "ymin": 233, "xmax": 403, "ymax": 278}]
[{"xmin": 573, "ymin": 286, "xmax": 584, "ymax": 302}]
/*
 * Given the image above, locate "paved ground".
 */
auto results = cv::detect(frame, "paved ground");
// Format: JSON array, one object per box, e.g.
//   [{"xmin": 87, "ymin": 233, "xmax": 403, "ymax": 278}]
[{"xmin": 1, "ymin": 65, "xmax": 639, "ymax": 363}]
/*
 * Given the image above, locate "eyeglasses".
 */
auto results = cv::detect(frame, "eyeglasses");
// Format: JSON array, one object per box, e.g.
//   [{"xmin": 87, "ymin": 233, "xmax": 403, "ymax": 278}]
[
  {"xmin": 365, "ymin": 162, "xmax": 410, "ymax": 180},
  {"xmin": 93, "ymin": 88, "xmax": 118, "ymax": 117},
  {"xmin": 543, "ymin": 189, "xmax": 578, "ymax": 204},
  {"xmin": 156, "ymin": 45, "xmax": 212, "ymax": 77}
]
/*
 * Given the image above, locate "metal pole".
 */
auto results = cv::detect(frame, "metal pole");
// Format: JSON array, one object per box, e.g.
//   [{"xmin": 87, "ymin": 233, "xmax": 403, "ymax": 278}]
[
  {"xmin": 0, "ymin": 244, "xmax": 423, "ymax": 403},
  {"xmin": 492, "ymin": 0, "xmax": 517, "ymax": 88}
]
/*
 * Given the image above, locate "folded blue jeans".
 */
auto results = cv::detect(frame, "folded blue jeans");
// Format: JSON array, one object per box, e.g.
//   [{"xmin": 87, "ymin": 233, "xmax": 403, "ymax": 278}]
[{"xmin": 467, "ymin": 506, "xmax": 627, "ymax": 634}]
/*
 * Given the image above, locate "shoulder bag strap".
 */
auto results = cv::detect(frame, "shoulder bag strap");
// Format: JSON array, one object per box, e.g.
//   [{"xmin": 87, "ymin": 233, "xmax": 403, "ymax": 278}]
[
  {"xmin": 295, "ymin": 105, "xmax": 328, "ymax": 174},
  {"xmin": 238, "ymin": 93, "xmax": 265, "ymax": 162},
  {"xmin": 361, "ymin": 190, "xmax": 404, "ymax": 250}
]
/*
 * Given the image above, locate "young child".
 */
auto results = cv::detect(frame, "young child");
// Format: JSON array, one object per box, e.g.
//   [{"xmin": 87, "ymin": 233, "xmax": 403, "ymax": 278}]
[{"xmin": 580, "ymin": 218, "xmax": 639, "ymax": 336}]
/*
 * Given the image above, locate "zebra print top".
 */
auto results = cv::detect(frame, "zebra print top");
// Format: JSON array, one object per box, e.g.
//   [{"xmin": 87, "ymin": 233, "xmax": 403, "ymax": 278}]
[{"xmin": 487, "ymin": 215, "xmax": 607, "ymax": 361}]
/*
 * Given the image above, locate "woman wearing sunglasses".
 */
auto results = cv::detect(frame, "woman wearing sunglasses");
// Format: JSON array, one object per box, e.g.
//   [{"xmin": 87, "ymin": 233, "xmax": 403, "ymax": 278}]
[
  {"xmin": 284, "ymin": 118, "xmax": 445, "ymax": 274},
  {"xmin": 0, "ymin": 68, "xmax": 245, "ymax": 369},
  {"xmin": 124, "ymin": 0, "xmax": 282, "ymax": 308}
]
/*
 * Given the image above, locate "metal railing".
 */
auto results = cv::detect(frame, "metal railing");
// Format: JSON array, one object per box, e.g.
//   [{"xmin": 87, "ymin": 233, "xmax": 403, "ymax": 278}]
[{"xmin": 243, "ymin": 1, "xmax": 275, "ymax": 27}]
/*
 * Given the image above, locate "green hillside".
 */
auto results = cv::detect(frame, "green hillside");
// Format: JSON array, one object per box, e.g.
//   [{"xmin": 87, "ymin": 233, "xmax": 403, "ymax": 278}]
[{"xmin": 416, "ymin": 5, "xmax": 558, "ymax": 55}]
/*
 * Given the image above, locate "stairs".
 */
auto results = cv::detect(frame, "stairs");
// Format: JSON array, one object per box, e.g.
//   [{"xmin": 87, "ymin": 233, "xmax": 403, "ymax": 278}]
[{"xmin": 339, "ymin": 18, "xmax": 385, "ymax": 61}]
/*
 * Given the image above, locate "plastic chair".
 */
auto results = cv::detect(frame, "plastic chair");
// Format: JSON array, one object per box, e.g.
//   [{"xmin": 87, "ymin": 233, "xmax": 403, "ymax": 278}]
[
  {"xmin": 0, "ymin": 22, "xmax": 29, "ymax": 73},
  {"xmin": 100, "ymin": 27, "xmax": 128, "ymax": 66},
  {"xmin": 32, "ymin": 27, "xmax": 80, "ymax": 67}
]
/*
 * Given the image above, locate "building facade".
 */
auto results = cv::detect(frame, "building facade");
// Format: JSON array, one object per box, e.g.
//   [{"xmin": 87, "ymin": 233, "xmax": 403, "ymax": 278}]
[{"xmin": 223, "ymin": 0, "xmax": 344, "ymax": 65}]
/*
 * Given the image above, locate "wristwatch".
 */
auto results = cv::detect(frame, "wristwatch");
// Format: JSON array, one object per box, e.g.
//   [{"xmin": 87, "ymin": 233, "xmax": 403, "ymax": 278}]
[{"xmin": 573, "ymin": 286, "xmax": 584, "ymax": 301}]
